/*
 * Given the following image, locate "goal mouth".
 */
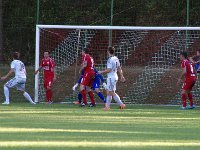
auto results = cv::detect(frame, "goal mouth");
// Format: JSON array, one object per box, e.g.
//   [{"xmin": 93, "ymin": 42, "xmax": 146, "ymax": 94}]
[{"xmin": 35, "ymin": 25, "xmax": 200, "ymax": 105}]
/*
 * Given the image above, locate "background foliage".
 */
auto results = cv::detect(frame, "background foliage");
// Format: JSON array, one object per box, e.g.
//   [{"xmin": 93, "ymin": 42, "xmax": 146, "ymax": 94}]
[{"xmin": 2, "ymin": 0, "xmax": 200, "ymax": 64}]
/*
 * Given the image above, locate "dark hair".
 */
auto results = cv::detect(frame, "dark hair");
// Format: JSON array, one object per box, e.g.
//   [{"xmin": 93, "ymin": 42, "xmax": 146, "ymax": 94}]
[
  {"xmin": 44, "ymin": 51, "xmax": 50, "ymax": 54},
  {"xmin": 13, "ymin": 52, "xmax": 20, "ymax": 59},
  {"xmin": 108, "ymin": 46, "xmax": 115, "ymax": 54},
  {"xmin": 83, "ymin": 47, "xmax": 89, "ymax": 54},
  {"xmin": 180, "ymin": 51, "xmax": 188, "ymax": 58},
  {"xmin": 197, "ymin": 49, "xmax": 200, "ymax": 53}
]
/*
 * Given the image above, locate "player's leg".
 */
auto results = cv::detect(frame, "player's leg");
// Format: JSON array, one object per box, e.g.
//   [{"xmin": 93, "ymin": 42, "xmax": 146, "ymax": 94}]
[
  {"xmin": 3, "ymin": 85, "xmax": 10, "ymax": 104},
  {"xmin": 181, "ymin": 89, "xmax": 187, "ymax": 109},
  {"xmin": 187, "ymin": 80, "xmax": 196, "ymax": 109},
  {"xmin": 80, "ymin": 84, "xmax": 88, "ymax": 105},
  {"xmin": 102, "ymin": 90, "xmax": 112, "ymax": 110},
  {"xmin": 92, "ymin": 80, "xmax": 106, "ymax": 103},
  {"xmin": 87, "ymin": 87, "xmax": 95, "ymax": 107},
  {"xmin": 44, "ymin": 78, "xmax": 53, "ymax": 104},
  {"xmin": 2, "ymin": 78, "xmax": 18, "ymax": 104},
  {"xmin": 80, "ymin": 71, "xmax": 95, "ymax": 106},
  {"xmin": 95, "ymin": 88, "xmax": 106, "ymax": 103},
  {"xmin": 73, "ymin": 93, "xmax": 82, "ymax": 104},
  {"xmin": 107, "ymin": 77, "xmax": 125, "ymax": 109},
  {"xmin": 93, "ymin": 82, "xmax": 106, "ymax": 103},
  {"xmin": 16, "ymin": 79, "xmax": 36, "ymax": 104}
]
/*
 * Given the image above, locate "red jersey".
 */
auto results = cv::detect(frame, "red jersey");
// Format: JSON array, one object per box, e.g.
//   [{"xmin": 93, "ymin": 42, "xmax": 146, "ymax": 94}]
[
  {"xmin": 40, "ymin": 57, "xmax": 56, "ymax": 79},
  {"xmin": 181, "ymin": 59, "xmax": 196, "ymax": 80},
  {"xmin": 82, "ymin": 54, "xmax": 94, "ymax": 72}
]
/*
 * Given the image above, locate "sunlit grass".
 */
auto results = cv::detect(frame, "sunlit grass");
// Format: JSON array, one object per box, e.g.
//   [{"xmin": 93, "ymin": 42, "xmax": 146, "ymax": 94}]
[
  {"xmin": 0, "ymin": 103, "xmax": 200, "ymax": 150},
  {"xmin": 1, "ymin": 141, "xmax": 200, "ymax": 147}
]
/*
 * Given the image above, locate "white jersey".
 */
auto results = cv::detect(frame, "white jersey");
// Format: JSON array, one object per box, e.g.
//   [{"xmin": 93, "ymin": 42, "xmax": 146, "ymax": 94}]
[
  {"xmin": 107, "ymin": 56, "xmax": 120, "ymax": 79},
  {"xmin": 11, "ymin": 60, "xmax": 26, "ymax": 79}
]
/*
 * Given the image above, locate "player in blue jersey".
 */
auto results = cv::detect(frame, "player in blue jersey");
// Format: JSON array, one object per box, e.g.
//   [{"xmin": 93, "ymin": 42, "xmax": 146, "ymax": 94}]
[
  {"xmin": 72, "ymin": 68, "xmax": 106, "ymax": 106},
  {"xmin": 189, "ymin": 50, "xmax": 200, "ymax": 73}
]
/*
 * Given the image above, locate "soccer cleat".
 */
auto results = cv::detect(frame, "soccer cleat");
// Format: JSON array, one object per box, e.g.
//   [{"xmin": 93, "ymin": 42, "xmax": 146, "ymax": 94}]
[
  {"xmin": 89, "ymin": 103, "xmax": 96, "ymax": 107},
  {"xmin": 80, "ymin": 102, "xmax": 86, "ymax": 107},
  {"xmin": 120, "ymin": 104, "xmax": 126, "ymax": 109},
  {"xmin": 73, "ymin": 101, "xmax": 80, "ymax": 105},
  {"xmin": 31, "ymin": 102, "xmax": 37, "ymax": 105},
  {"xmin": 187, "ymin": 105, "xmax": 196, "ymax": 109},
  {"xmin": 2, "ymin": 101, "xmax": 9, "ymax": 105},
  {"xmin": 181, "ymin": 107, "xmax": 187, "ymax": 110},
  {"xmin": 102, "ymin": 107, "xmax": 110, "ymax": 110},
  {"xmin": 46, "ymin": 101, "xmax": 53, "ymax": 104}
]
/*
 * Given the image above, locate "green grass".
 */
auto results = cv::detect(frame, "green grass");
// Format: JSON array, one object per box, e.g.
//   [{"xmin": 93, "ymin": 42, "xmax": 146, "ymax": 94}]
[{"xmin": 0, "ymin": 103, "xmax": 200, "ymax": 150}]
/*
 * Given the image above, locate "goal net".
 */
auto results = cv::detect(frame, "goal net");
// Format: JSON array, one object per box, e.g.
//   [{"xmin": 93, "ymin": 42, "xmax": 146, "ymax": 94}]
[{"xmin": 35, "ymin": 25, "xmax": 200, "ymax": 105}]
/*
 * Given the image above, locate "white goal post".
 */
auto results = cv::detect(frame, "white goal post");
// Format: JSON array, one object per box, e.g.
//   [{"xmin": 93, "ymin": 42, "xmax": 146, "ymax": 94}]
[{"xmin": 35, "ymin": 25, "xmax": 200, "ymax": 104}]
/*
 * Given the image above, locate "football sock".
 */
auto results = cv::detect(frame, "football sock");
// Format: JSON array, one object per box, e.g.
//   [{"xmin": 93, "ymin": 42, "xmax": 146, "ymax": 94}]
[
  {"xmin": 23, "ymin": 92, "xmax": 35, "ymax": 104},
  {"xmin": 88, "ymin": 91, "xmax": 95, "ymax": 105},
  {"xmin": 97, "ymin": 92, "xmax": 106, "ymax": 103},
  {"xmin": 4, "ymin": 86, "xmax": 10, "ymax": 103},
  {"xmin": 188, "ymin": 93, "xmax": 193, "ymax": 106},
  {"xmin": 113, "ymin": 94, "xmax": 123, "ymax": 106},
  {"xmin": 106, "ymin": 95, "xmax": 112, "ymax": 108},
  {"xmin": 181, "ymin": 93, "xmax": 187, "ymax": 107},
  {"xmin": 46, "ymin": 90, "xmax": 52, "ymax": 102},
  {"xmin": 49, "ymin": 90, "xmax": 52, "ymax": 101},
  {"xmin": 80, "ymin": 90, "xmax": 87, "ymax": 105},
  {"xmin": 78, "ymin": 93, "xmax": 82, "ymax": 103}
]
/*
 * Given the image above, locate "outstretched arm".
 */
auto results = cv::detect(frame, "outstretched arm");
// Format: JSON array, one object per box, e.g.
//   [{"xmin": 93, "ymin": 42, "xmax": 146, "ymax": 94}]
[
  {"xmin": 1, "ymin": 69, "xmax": 14, "ymax": 80},
  {"xmin": 98, "ymin": 68, "xmax": 111, "ymax": 74},
  {"xmin": 35, "ymin": 66, "xmax": 42, "ymax": 75}
]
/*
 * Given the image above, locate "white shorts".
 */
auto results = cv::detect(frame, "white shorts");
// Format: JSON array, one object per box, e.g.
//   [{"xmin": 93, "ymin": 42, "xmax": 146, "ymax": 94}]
[
  {"xmin": 5, "ymin": 77, "xmax": 26, "ymax": 91},
  {"xmin": 106, "ymin": 77, "xmax": 118, "ymax": 91}
]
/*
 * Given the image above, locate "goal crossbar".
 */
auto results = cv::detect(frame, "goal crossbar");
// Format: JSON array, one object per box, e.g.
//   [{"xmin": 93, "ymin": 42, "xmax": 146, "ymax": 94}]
[{"xmin": 36, "ymin": 25, "xmax": 200, "ymax": 31}]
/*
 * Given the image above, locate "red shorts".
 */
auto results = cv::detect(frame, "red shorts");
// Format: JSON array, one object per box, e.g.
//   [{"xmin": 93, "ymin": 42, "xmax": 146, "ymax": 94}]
[
  {"xmin": 44, "ymin": 77, "xmax": 53, "ymax": 89},
  {"xmin": 81, "ymin": 70, "xmax": 95, "ymax": 87},
  {"xmin": 182, "ymin": 78, "xmax": 196, "ymax": 91}
]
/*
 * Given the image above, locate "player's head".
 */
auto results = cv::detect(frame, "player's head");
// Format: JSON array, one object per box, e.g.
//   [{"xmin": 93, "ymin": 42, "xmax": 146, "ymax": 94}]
[
  {"xmin": 107, "ymin": 46, "xmax": 115, "ymax": 56},
  {"xmin": 82, "ymin": 48, "xmax": 89, "ymax": 56},
  {"xmin": 180, "ymin": 51, "xmax": 188, "ymax": 60},
  {"xmin": 13, "ymin": 52, "xmax": 20, "ymax": 60},
  {"xmin": 44, "ymin": 51, "xmax": 50, "ymax": 59}
]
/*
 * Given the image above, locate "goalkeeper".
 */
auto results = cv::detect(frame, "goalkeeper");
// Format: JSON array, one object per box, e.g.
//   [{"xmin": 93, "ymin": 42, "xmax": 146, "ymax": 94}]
[{"xmin": 73, "ymin": 68, "xmax": 106, "ymax": 105}]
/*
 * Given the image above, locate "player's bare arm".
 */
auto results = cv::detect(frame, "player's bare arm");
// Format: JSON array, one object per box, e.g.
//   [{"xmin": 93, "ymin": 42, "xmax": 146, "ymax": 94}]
[
  {"xmin": 79, "ymin": 61, "xmax": 87, "ymax": 74},
  {"xmin": 35, "ymin": 66, "xmax": 42, "ymax": 74},
  {"xmin": 1, "ymin": 69, "xmax": 14, "ymax": 80},
  {"xmin": 98, "ymin": 68, "xmax": 111, "ymax": 74},
  {"xmin": 176, "ymin": 67, "xmax": 186, "ymax": 86},
  {"xmin": 117, "ymin": 66, "xmax": 125, "ymax": 82},
  {"xmin": 189, "ymin": 57, "xmax": 195, "ymax": 63}
]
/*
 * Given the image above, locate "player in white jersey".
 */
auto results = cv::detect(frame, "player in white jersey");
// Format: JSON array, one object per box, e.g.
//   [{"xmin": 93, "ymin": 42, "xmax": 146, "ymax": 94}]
[
  {"xmin": 1, "ymin": 52, "xmax": 36, "ymax": 105},
  {"xmin": 99, "ymin": 47, "xmax": 126, "ymax": 110}
]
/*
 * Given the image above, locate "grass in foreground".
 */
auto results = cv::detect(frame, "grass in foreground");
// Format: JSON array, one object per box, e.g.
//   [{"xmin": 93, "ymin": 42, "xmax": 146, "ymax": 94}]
[{"xmin": 0, "ymin": 103, "xmax": 200, "ymax": 150}]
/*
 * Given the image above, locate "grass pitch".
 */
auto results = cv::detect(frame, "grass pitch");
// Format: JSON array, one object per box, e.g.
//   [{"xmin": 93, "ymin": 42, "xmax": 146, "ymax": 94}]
[{"xmin": 0, "ymin": 103, "xmax": 200, "ymax": 150}]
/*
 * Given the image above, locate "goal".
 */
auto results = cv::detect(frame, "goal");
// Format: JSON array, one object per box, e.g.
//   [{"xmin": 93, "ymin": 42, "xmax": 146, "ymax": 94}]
[{"xmin": 35, "ymin": 25, "xmax": 200, "ymax": 105}]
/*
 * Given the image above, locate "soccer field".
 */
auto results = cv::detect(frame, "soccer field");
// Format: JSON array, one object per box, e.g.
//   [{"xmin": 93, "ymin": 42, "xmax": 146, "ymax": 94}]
[{"xmin": 0, "ymin": 103, "xmax": 200, "ymax": 150}]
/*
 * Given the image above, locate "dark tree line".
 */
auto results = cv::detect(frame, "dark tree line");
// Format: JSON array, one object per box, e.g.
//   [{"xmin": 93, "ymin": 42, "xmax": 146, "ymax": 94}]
[{"xmin": 2, "ymin": 0, "xmax": 200, "ymax": 65}]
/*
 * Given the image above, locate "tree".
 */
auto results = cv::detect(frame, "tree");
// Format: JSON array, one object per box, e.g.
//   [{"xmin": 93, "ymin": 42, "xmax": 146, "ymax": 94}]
[{"xmin": 0, "ymin": 0, "xmax": 3, "ymax": 61}]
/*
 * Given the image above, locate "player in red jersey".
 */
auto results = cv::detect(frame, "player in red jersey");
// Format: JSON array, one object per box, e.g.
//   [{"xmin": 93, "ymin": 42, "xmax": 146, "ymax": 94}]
[
  {"xmin": 177, "ymin": 52, "xmax": 196, "ymax": 109},
  {"xmin": 79, "ymin": 48, "xmax": 95, "ymax": 107},
  {"xmin": 35, "ymin": 51, "xmax": 56, "ymax": 104}
]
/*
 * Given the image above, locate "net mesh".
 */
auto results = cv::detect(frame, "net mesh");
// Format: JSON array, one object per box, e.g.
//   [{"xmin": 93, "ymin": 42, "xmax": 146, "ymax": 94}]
[{"xmin": 37, "ymin": 27, "xmax": 200, "ymax": 105}]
